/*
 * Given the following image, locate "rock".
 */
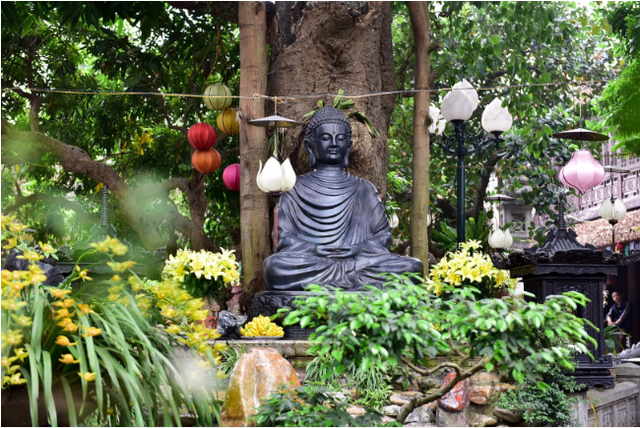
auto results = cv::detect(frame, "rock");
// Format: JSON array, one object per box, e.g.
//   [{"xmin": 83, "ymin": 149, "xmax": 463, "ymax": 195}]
[
  {"xmin": 329, "ymin": 391, "xmax": 348, "ymax": 402},
  {"xmin": 405, "ymin": 423, "xmax": 436, "ymax": 427},
  {"xmin": 493, "ymin": 407, "xmax": 522, "ymax": 424},
  {"xmin": 436, "ymin": 407, "xmax": 468, "ymax": 427},
  {"xmin": 469, "ymin": 372, "xmax": 501, "ymax": 385},
  {"xmin": 419, "ymin": 377, "xmax": 440, "ymax": 391},
  {"xmin": 384, "ymin": 405, "xmax": 402, "ymax": 416},
  {"xmin": 217, "ymin": 310, "xmax": 247, "ymax": 339},
  {"xmin": 220, "ymin": 347, "xmax": 300, "ymax": 427},
  {"xmin": 346, "ymin": 405, "xmax": 366, "ymax": 416},
  {"xmin": 470, "ymin": 413, "xmax": 498, "ymax": 427},
  {"xmin": 469, "ymin": 385, "xmax": 493, "ymax": 406},
  {"xmin": 403, "ymin": 391, "xmax": 424, "ymax": 397},
  {"xmin": 390, "ymin": 392, "xmax": 410, "ymax": 406},
  {"xmin": 426, "ymin": 400, "xmax": 438, "ymax": 412},
  {"xmin": 438, "ymin": 371, "xmax": 470, "ymax": 412},
  {"xmin": 382, "ymin": 416, "xmax": 397, "ymax": 425},
  {"xmin": 405, "ymin": 405, "xmax": 434, "ymax": 424}
]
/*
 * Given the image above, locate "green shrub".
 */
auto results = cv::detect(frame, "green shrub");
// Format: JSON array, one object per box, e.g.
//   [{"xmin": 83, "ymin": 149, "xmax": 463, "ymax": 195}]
[
  {"xmin": 495, "ymin": 363, "xmax": 584, "ymax": 427},
  {"xmin": 251, "ymin": 384, "xmax": 396, "ymax": 427}
]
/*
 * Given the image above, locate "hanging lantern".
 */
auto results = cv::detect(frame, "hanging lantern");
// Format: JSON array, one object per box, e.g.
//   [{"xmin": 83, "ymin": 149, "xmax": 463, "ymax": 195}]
[
  {"xmin": 489, "ymin": 228, "xmax": 513, "ymax": 249},
  {"xmin": 191, "ymin": 148, "xmax": 221, "ymax": 174},
  {"xmin": 217, "ymin": 108, "xmax": 240, "ymax": 135},
  {"xmin": 188, "ymin": 123, "xmax": 217, "ymax": 150},
  {"xmin": 223, "ymin": 163, "xmax": 241, "ymax": 191},
  {"xmin": 600, "ymin": 198, "xmax": 627, "ymax": 221},
  {"xmin": 203, "ymin": 84, "xmax": 232, "ymax": 111},
  {"xmin": 256, "ymin": 157, "xmax": 296, "ymax": 193},
  {"xmin": 558, "ymin": 150, "xmax": 605, "ymax": 195}
]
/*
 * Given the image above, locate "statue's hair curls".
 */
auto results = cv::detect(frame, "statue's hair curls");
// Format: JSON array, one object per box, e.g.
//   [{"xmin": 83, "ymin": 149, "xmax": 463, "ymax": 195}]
[{"xmin": 304, "ymin": 106, "xmax": 353, "ymax": 150}]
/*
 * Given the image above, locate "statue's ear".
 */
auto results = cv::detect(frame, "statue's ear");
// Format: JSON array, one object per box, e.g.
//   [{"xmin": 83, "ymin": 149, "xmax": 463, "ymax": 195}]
[
  {"xmin": 305, "ymin": 143, "xmax": 317, "ymax": 168},
  {"xmin": 344, "ymin": 145, "xmax": 352, "ymax": 168}
]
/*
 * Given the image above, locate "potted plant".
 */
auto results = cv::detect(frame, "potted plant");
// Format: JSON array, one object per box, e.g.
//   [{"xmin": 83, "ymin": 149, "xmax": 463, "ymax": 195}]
[{"xmin": 1, "ymin": 216, "xmax": 225, "ymax": 426}]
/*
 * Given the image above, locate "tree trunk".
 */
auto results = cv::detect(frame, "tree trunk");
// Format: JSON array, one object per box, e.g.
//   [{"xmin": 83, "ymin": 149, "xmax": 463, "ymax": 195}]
[
  {"xmin": 238, "ymin": 2, "xmax": 270, "ymax": 297},
  {"xmin": 409, "ymin": 2, "xmax": 432, "ymax": 270},
  {"xmin": 266, "ymin": 1, "xmax": 396, "ymax": 199}
]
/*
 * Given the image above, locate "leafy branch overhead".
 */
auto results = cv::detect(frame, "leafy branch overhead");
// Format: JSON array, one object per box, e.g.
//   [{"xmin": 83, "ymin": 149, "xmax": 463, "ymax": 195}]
[{"xmin": 303, "ymin": 90, "xmax": 380, "ymax": 138}]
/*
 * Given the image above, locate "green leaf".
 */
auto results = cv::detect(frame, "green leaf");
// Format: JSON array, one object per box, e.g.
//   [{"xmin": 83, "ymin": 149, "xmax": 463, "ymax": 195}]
[{"xmin": 489, "ymin": 35, "xmax": 500, "ymax": 45}]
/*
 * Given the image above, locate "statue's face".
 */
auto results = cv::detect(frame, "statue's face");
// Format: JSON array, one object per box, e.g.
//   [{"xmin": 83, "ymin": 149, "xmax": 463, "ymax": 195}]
[{"xmin": 313, "ymin": 123, "xmax": 350, "ymax": 167}]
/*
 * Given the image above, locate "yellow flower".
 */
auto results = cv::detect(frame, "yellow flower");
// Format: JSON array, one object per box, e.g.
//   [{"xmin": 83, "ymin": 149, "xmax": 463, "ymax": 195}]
[
  {"xmin": 1, "ymin": 300, "xmax": 28, "ymax": 311},
  {"xmin": 11, "ymin": 314, "xmax": 33, "ymax": 327},
  {"xmin": 38, "ymin": 241, "xmax": 56, "ymax": 254},
  {"xmin": 13, "ymin": 348, "xmax": 29, "ymax": 362},
  {"xmin": 78, "ymin": 372, "xmax": 96, "ymax": 382},
  {"xmin": 81, "ymin": 326, "xmax": 102, "ymax": 337},
  {"xmin": 165, "ymin": 324, "xmax": 181, "ymax": 335},
  {"xmin": 89, "ymin": 237, "xmax": 112, "ymax": 252},
  {"xmin": 55, "ymin": 336, "xmax": 77, "ymax": 347},
  {"xmin": 75, "ymin": 266, "xmax": 92, "ymax": 282},
  {"xmin": 59, "ymin": 354, "xmax": 80, "ymax": 364},
  {"xmin": 16, "ymin": 250, "xmax": 44, "ymax": 262},
  {"xmin": 77, "ymin": 304, "xmax": 95, "ymax": 316},
  {"xmin": 54, "ymin": 298, "xmax": 75, "ymax": 309},
  {"xmin": 107, "ymin": 261, "xmax": 136, "ymax": 272},
  {"xmin": 109, "ymin": 275, "xmax": 122, "ymax": 282},
  {"xmin": 1, "ymin": 356, "xmax": 18, "ymax": 367},
  {"xmin": 6, "ymin": 372, "xmax": 27, "ymax": 385},
  {"xmin": 1, "ymin": 331, "xmax": 24, "ymax": 347},
  {"xmin": 58, "ymin": 318, "xmax": 79, "ymax": 333},
  {"xmin": 2, "ymin": 238, "xmax": 17, "ymax": 250},
  {"xmin": 48, "ymin": 288, "xmax": 72, "ymax": 299},
  {"xmin": 55, "ymin": 308, "xmax": 73, "ymax": 320}
]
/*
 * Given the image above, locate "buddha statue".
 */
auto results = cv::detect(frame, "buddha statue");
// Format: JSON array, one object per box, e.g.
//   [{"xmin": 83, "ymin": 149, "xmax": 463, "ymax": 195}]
[{"xmin": 261, "ymin": 106, "xmax": 424, "ymax": 292}]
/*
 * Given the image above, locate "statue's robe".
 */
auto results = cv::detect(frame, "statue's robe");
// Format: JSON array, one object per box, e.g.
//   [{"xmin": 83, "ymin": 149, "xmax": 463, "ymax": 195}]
[{"xmin": 262, "ymin": 170, "xmax": 424, "ymax": 291}]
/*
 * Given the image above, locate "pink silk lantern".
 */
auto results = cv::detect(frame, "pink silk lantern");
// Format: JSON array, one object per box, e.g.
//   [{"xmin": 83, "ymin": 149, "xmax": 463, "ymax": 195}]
[
  {"xmin": 223, "ymin": 163, "xmax": 241, "ymax": 191},
  {"xmin": 558, "ymin": 150, "xmax": 604, "ymax": 194}
]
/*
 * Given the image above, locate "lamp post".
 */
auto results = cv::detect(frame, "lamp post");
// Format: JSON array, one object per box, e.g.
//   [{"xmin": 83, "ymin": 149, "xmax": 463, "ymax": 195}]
[{"xmin": 434, "ymin": 81, "xmax": 513, "ymax": 245}]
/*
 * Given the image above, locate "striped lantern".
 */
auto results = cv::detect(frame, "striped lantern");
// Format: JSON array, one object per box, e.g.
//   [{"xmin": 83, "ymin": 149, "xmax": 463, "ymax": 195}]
[
  {"xmin": 187, "ymin": 123, "xmax": 217, "ymax": 150},
  {"xmin": 217, "ymin": 108, "xmax": 240, "ymax": 135},
  {"xmin": 222, "ymin": 163, "xmax": 241, "ymax": 191},
  {"xmin": 203, "ymin": 84, "xmax": 232, "ymax": 111},
  {"xmin": 191, "ymin": 149, "xmax": 221, "ymax": 174}
]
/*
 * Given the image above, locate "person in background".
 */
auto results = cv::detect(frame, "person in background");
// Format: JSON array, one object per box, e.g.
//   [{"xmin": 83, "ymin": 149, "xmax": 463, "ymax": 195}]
[{"xmin": 606, "ymin": 291, "xmax": 631, "ymax": 350}]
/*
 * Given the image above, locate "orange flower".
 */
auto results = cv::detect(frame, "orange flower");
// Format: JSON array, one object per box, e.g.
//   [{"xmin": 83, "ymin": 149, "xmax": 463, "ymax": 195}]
[
  {"xmin": 78, "ymin": 372, "xmax": 96, "ymax": 382},
  {"xmin": 54, "ymin": 308, "xmax": 73, "ymax": 320},
  {"xmin": 81, "ymin": 326, "xmax": 102, "ymax": 337},
  {"xmin": 48, "ymin": 288, "xmax": 72, "ymax": 299},
  {"xmin": 59, "ymin": 354, "xmax": 80, "ymax": 364},
  {"xmin": 54, "ymin": 299, "xmax": 75, "ymax": 309},
  {"xmin": 55, "ymin": 336, "xmax": 77, "ymax": 347},
  {"xmin": 57, "ymin": 318, "xmax": 79, "ymax": 333},
  {"xmin": 77, "ymin": 304, "xmax": 95, "ymax": 316}
]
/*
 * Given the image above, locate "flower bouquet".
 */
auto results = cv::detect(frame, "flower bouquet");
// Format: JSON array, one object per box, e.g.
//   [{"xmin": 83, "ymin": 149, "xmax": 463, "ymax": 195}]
[
  {"xmin": 162, "ymin": 248, "xmax": 240, "ymax": 307},
  {"xmin": 427, "ymin": 240, "xmax": 517, "ymax": 298}
]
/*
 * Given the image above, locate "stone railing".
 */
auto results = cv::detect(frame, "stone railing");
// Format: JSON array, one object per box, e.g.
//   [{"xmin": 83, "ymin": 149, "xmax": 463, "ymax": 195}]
[{"xmin": 573, "ymin": 363, "xmax": 640, "ymax": 427}]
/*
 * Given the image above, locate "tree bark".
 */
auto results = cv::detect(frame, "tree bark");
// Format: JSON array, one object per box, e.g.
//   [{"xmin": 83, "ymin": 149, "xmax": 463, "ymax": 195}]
[
  {"xmin": 409, "ymin": 2, "xmax": 432, "ymax": 271},
  {"xmin": 266, "ymin": 1, "xmax": 396, "ymax": 199},
  {"xmin": 238, "ymin": 2, "xmax": 270, "ymax": 297}
]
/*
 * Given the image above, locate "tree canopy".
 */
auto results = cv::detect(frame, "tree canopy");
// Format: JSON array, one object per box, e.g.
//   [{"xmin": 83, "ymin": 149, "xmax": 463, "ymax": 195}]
[{"xmin": 1, "ymin": 1, "xmax": 624, "ymax": 265}]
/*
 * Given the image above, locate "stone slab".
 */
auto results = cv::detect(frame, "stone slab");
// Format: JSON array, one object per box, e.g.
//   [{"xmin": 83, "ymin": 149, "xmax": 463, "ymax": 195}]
[{"xmin": 213, "ymin": 339, "xmax": 315, "ymax": 358}]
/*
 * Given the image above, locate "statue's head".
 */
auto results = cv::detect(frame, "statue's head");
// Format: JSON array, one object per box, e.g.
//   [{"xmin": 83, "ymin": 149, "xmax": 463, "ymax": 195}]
[{"xmin": 305, "ymin": 107, "xmax": 353, "ymax": 168}]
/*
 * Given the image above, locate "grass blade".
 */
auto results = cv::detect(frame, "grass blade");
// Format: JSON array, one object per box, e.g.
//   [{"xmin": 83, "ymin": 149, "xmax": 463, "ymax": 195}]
[
  {"xmin": 42, "ymin": 351, "xmax": 57, "ymax": 427},
  {"xmin": 59, "ymin": 376, "xmax": 78, "ymax": 427}
]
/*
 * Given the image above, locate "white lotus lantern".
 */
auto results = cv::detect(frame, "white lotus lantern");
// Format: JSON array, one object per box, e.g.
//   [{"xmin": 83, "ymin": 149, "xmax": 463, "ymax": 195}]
[
  {"xmin": 600, "ymin": 198, "xmax": 627, "ymax": 221},
  {"xmin": 489, "ymin": 228, "xmax": 513, "ymax": 249},
  {"xmin": 441, "ymin": 89, "xmax": 474, "ymax": 122},
  {"xmin": 389, "ymin": 213, "xmax": 400, "ymax": 228},
  {"xmin": 481, "ymin": 98, "xmax": 513, "ymax": 134},
  {"xmin": 452, "ymin": 79, "xmax": 479, "ymax": 111},
  {"xmin": 257, "ymin": 157, "xmax": 296, "ymax": 193},
  {"xmin": 428, "ymin": 104, "xmax": 447, "ymax": 135}
]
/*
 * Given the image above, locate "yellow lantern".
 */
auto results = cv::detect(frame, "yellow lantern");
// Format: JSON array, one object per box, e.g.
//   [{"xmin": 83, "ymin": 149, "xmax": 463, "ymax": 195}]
[
  {"xmin": 203, "ymin": 84, "xmax": 232, "ymax": 111},
  {"xmin": 217, "ymin": 108, "xmax": 240, "ymax": 135}
]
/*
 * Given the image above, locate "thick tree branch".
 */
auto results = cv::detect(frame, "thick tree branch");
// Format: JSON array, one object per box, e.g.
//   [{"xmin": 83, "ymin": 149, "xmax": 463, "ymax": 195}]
[{"xmin": 397, "ymin": 357, "xmax": 489, "ymax": 423}]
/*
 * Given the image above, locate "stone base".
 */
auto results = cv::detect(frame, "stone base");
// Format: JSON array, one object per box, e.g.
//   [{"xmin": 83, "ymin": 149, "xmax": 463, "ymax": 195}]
[{"xmin": 217, "ymin": 339, "xmax": 317, "ymax": 358}]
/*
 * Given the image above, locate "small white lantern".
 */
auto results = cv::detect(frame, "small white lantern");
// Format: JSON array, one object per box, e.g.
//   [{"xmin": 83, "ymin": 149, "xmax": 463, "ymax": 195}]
[
  {"xmin": 441, "ymin": 89, "xmax": 474, "ymax": 122},
  {"xmin": 489, "ymin": 228, "xmax": 513, "ymax": 249},
  {"xmin": 600, "ymin": 198, "xmax": 627, "ymax": 221},
  {"xmin": 426, "ymin": 211, "xmax": 432, "ymax": 227},
  {"xmin": 452, "ymin": 79, "xmax": 479, "ymax": 111},
  {"xmin": 257, "ymin": 157, "xmax": 296, "ymax": 193},
  {"xmin": 481, "ymin": 98, "xmax": 513, "ymax": 134},
  {"xmin": 428, "ymin": 105, "xmax": 446, "ymax": 135}
]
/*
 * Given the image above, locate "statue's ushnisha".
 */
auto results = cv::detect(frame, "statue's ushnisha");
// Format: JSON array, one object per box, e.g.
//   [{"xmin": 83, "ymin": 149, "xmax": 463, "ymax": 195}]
[{"xmin": 262, "ymin": 107, "xmax": 424, "ymax": 291}]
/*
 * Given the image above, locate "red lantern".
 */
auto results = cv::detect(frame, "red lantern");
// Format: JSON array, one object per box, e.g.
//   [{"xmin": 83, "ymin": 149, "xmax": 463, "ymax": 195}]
[
  {"xmin": 191, "ymin": 149, "xmax": 221, "ymax": 174},
  {"xmin": 187, "ymin": 123, "xmax": 217, "ymax": 150},
  {"xmin": 223, "ymin": 163, "xmax": 241, "ymax": 191}
]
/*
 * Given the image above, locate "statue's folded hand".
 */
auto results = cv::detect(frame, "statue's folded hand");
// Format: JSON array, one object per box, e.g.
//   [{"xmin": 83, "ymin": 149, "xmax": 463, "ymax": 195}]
[{"xmin": 315, "ymin": 245, "xmax": 360, "ymax": 259}]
